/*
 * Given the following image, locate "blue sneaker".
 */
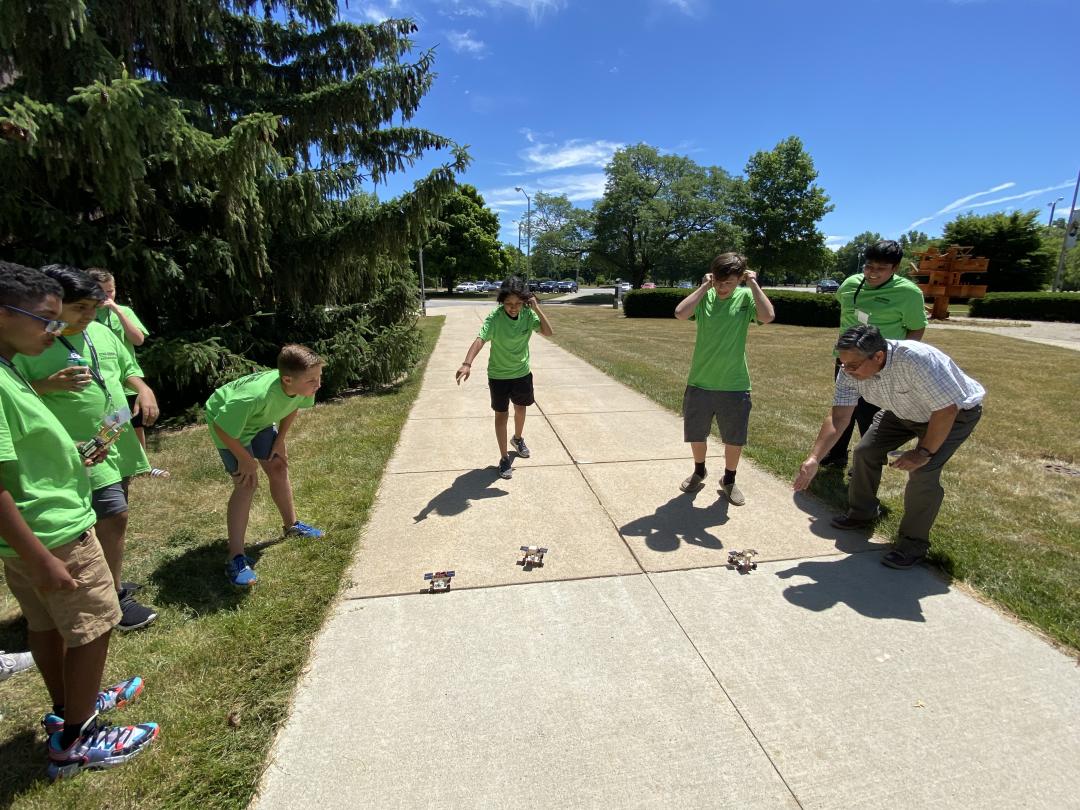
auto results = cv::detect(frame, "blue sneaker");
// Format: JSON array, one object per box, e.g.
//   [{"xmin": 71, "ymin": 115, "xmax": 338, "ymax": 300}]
[
  {"xmin": 47, "ymin": 715, "xmax": 159, "ymax": 781},
  {"xmin": 284, "ymin": 520, "xmax": 323, "ymax": 539},
  {"xmin": 43, "ymin": 676, "xmax": 144, "ymax": 736},
  {"xmin": 227, "ymin": 554, "xmax": 257, "ymax": 587}
]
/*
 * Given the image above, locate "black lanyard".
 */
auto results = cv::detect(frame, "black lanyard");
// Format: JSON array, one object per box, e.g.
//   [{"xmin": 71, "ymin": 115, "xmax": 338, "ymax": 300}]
[
  {"xmin": 0, "ymin": 356, "xmax": 39, "ymax": 397},
  {"xmin": 852, "ymin": 275, "xmax": 894, "ymax": 308},
  {"xmin": 57, "ymin": 332, "xmax": 114, "ymax": 410}
]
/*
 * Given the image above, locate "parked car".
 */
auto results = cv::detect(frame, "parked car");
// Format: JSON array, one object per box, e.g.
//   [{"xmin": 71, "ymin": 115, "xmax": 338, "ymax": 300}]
[
  {"xmin": 538, "ymin": 280, "xmax": 557, "ymax": 293},
  {"xmin": 641, "ymin": 282, "xmax": 656, "ymax": 289},
  {"xmin": 617, "ymin": 281, "xmax": 631, "ymax": 292},
  {"xmin": 454, "ymin": 281, "xmax": 477, "ymax": 293},
  {"xmin": 557, "ymin": 280, "xmax": 578, "ymax": 293},
  {"xmin": 527, "ymin": 280, "xmax": 541, "ymax": 292},
  {"xmin": 481, "ymin": 281, "xmax": 499, "ymax": 292},
  {"xmin": 816, "ymin": 278, "xmax": 840, "ymax": 293},
  {"xmin": 677, "ymin": 280, "xmax": 694, "ymax": 289}
]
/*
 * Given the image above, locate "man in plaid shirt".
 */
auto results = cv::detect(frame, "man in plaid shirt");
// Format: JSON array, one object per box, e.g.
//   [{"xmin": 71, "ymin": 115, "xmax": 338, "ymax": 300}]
[{"xmin": 794, "ymin": 324, "xmax": 985, "ymax": 569}]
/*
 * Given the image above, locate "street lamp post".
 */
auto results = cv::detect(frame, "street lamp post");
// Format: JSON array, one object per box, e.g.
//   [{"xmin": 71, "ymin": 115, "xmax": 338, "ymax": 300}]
[
  {"xmin": 1053, "ymin": 170, "xmax": 1080, "ymax": 291},
  {"xmin": 1048, "ymin": 196, "xmax": 1065, "ymax": 227},
  {"xmin": 514, "ymin": 186, "xmax": 531, "ymax": 279}
]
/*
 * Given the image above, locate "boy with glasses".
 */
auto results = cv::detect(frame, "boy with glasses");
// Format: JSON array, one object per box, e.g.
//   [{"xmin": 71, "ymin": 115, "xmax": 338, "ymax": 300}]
[
  {"xmin": 0, "ymin": 261, "xmax": 158, "ymax": 780},
  {"xmin": 674, "ymin": 253, "xmax": 775, "ymax": 505},
  {"xmin": 15, "ymin": 265, "xmax": 159, "ymax": 631},
  {"xmin": 820, "ymin": 240, "xmax": 928, "ymax": 470}
]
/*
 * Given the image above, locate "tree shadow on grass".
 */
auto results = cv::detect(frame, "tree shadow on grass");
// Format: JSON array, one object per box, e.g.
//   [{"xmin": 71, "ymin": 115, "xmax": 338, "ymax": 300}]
[
  {"xmin": 149, "ymin": 536, "xmax": 286, "ymax": 616},
  {"xmin": 775, "ymin": 552, "xmax": 951, "ymax": 622},
  {"xmin": 413, "ymin": 467, "xmax": 509, "ymax": 523},
  {"xmin": 0, "ymin": 730, "xmax": 43, "ymax": 805},
  {"xmin": 620, "ymin": 491, "xmax": 730, "ymax": 553}
]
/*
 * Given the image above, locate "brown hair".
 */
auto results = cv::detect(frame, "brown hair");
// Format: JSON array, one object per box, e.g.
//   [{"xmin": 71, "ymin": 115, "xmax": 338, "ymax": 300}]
[
  {"xmin": 277, "ymin": 344, "xmax": 324, "ymax": 376},
  {"xmin": 86, "ymin": 268, "xmax": 114, "ymax": 284},
  {"xmin": 709, "ymin": 252, "xmax": 748, "ymax": 280}
]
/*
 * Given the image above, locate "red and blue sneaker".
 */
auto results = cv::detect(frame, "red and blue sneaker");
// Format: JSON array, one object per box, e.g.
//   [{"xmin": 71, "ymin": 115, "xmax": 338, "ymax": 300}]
[
  {"xmin": 47, "ymin": 714, "xmax": 159, "ymax": 781},
  {"xmin": 42, "ymin": 676, "xmax": 144, "ymax": 736}
]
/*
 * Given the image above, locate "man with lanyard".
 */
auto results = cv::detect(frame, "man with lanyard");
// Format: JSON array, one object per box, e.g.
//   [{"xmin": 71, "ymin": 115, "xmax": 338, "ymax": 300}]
[
  {"xmin": 820, "ymin": 240, "xmax": 928, "ymax": 470},
  {"xmin": 793, "ymin": 324, "xmax": 984, "ymax": 569},
  {"xmin": 15, "ymin": 265, "xmax": 160, "ymax": 631}
]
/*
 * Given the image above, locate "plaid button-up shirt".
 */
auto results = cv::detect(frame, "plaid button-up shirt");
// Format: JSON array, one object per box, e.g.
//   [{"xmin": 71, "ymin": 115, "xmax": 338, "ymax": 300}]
[{"xmin": 834, "ymin": 340, "xmax": 985, "ymax": 423}]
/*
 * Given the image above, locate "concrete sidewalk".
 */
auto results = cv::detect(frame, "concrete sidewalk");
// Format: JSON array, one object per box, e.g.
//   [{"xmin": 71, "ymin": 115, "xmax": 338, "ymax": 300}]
[{"xmin": 254, "ymin": 305, "xmax": 1080, "ymax": 809}]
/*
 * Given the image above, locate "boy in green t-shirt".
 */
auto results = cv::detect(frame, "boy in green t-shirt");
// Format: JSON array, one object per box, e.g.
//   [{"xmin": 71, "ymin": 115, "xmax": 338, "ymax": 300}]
[
  {"xmin": 18, "ymin": 265, "xmax": 159, "ymax": 632},
  {"xmin": 820, "ymin": 239, "xmax": 928, "ymax": 469},
  {"xmin": 86, "ymin": 268, "xmax": 168, "ymax": 476},
  {"xmin": 205, "ymin": 345, "xmax": 324, "ymax": 587},
  {"xmin": 0, "ymin": 262, "xmax": 158, "ymax": 780},
  {"xmin": 455, "ymin": 276, "xmax": 553, "ymax": 480},
  {"xmin": 673, "ymin": 253, "xmax": 775, "ymax": 506}
]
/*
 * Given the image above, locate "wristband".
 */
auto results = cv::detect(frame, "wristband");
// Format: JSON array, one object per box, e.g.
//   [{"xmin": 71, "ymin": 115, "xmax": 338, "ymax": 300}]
[
  {"xmin": 461, "ymin": 362, "xmax": 471, "ymax": 367},
  {"xmin": 915, "ymin": 446, "xmax": 934, "ymax": 458}
]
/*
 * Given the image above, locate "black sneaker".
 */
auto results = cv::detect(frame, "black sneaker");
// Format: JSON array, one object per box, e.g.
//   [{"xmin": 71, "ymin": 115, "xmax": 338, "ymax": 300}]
[
  {"xmin": 510, "ymin": 435, "xmax": 531, "ymax": 458},
  {"xmin": 498, "ymin": 456, "xmax": 513, "ymax": 480},
  {"xmin": 829, "ymin": 512, "xmax": 878, "ymax": 530},
  {"xmin": 116, "ymin": 590, "xmax": 158, "ymax": 632}
]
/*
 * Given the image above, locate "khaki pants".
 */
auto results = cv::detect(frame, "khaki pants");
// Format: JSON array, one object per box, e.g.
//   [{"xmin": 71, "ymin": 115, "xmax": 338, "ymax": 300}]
[{"xmin": 847, "ymin": 406, "xmax": 982, "ymax": 547}]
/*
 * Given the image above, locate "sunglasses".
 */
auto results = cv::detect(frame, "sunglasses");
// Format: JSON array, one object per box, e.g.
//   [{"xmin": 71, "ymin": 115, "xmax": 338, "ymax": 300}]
[{"xmin": 1, "ymin": 304, "xmax": 68, "ymax": 336}]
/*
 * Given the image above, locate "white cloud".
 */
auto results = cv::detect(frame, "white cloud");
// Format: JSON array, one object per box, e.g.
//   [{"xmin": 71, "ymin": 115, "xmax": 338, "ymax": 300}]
[
  {"xmin": 446, "ymin": 29, "xmax": 487, "ymax": 56},
  {"xmin": 825, "ymin": 235, "xmax": 852, "ymax": 252},
  {"xmin": 518, "ymin": 138, "xmax": 623, "ymax": 173},
  {"xmin": 904, "ymin": 179, "xmax": 1073, "ymax": 231},
  {"xmin": 661, "ymin": 0, "xmax": 704, "ymax": 14},
  {"xmin": 433, "ymin": 0, "xmax": 564, "ymax": 21},
  {"xmin": 938, "ymin": 181, "xmax": 1015, "ymax": 214}
]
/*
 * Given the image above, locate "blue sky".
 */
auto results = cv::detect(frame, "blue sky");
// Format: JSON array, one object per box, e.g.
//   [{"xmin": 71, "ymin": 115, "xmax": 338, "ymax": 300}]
[{"xmin": 340, "ymin": 0, "xmax": 1079, "ymax": 249}]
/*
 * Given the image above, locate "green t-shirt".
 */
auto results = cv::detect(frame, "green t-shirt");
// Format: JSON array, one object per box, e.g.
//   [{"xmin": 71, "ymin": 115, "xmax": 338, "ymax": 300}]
[
  {"xmin": 14, "ymin": 321, "xmax": 149, "ymax": 489},
  {"xmin": 686, "ymin": 287, "xmax": 758, "ymax": 392},
  {"xmin": 95, "ymin": 304, "xmax": 148, "ymax": 383},
  {"xmin": 837, "ymin": 273, "xmax": 928, "ymax": 339},
  {"xmin": 0, "ymin": 361, "xmax": 96, "ymax": 556},
  {"xmin": 478, "ymin": 307, "xmax": 541, "ymax": 380},
  {"xmin": 205, "ymin": 369, "xmax": 315, "ymax": 449}
]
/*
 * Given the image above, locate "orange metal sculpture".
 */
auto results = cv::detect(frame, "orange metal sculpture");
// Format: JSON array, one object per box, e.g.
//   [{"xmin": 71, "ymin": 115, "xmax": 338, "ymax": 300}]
[{"xmin": 908, "ymin": 245, "xmax": 989, "ymax": 320}]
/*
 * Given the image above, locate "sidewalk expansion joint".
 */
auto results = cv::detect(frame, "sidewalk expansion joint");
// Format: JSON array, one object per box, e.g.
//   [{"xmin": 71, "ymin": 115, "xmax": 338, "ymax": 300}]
[{"xmin": 341, "ymin": 570, "xmax": 646, "ymax": 601}]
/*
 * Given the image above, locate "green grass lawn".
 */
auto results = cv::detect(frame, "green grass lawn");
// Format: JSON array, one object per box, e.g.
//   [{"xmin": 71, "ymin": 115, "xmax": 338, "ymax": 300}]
[
  {"xmin": 545, "ymin": 307, "xmax": 1080, "ymax": 653},
  {"xmin": 0, "ymin": 316, "xmax": 444, "ymax": 809}
]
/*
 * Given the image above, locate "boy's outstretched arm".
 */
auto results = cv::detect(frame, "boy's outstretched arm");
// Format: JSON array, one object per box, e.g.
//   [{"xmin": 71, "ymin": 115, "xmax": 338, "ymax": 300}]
[
  {"xmin": 456, "ymin": 338, "xmax": 486, "ymax": 384},
  {"xmin": 744, "ymin": 271, "xmax": 775, "ymax": 324},
  {"xmin": 271, "ymin": 411, "xmax": 299, "ymax": 462}
]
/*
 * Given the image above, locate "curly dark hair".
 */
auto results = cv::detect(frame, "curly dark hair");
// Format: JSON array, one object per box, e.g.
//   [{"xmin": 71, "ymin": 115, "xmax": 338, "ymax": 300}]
[
  {"xmin": 0, "ymin": 261, "xmax": 64, "ymax": 308},
  {"xmin": 497, "ymin": 276, "xmax": 531, "ymax": 303}
]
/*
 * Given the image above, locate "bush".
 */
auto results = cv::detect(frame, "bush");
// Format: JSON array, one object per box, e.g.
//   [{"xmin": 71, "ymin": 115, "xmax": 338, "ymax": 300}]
[
  {"xmin": 623, "ymin": 288, "xmax": 843, "ymax": 325},
  {"xmin": 623, "ymin": 288, "xmax": 690, "ymax": 317},
  {"xmin": 767, "ymin": 291, "xmax": 840, "ymax": 327},
  {"xmin": 968, "ymin": 292, "xmax": 1080, "ymax": 323}
]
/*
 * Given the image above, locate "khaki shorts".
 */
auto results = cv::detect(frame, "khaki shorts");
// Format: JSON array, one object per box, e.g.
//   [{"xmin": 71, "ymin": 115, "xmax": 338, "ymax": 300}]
[{"xmin": 3, "ymin": 528, "xmax": 121, "ymax": 647}]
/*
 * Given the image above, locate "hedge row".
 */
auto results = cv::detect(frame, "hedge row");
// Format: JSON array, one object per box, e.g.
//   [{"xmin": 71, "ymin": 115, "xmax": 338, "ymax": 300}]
[
  {"xmin": 968, "ymin": 292, "xmax": 1080, "ymax": 323},
  {"xmin": 624, "ymin": 288, "xmax": 840, "ymax": 327}
]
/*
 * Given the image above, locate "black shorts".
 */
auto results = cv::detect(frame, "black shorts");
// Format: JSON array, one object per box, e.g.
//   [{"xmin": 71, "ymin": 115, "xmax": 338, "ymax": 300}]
[
  {"xmin": 128, "ymin": 394, "xmax": 143, "ymax": 428},
  {"xmin": 488, "ymin": 374, "xmax": 535, "ymax": 412}
]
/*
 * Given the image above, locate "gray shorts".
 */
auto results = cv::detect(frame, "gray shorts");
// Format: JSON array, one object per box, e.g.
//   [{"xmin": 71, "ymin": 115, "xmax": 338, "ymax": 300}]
[
  {"xmin": 682, "ymin": 387, "xmax": 752, "ymax": 445},
  {"xmin": 91, "ymin": 478, "xmax": 130, "ymax": 519}
]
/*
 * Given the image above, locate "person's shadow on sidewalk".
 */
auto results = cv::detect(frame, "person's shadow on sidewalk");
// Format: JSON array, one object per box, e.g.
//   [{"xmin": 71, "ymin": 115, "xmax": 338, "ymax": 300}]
[
  {"xmin": 413, "ymin": 467, "xmax": 509, "ymax": 523},
  {"xmin": 775, "ymin": 553, "xmax": 950, "ymax": 622},
  {"xmin": 620, "ymin": 492, "xmax": 730, "ymax": 553}
]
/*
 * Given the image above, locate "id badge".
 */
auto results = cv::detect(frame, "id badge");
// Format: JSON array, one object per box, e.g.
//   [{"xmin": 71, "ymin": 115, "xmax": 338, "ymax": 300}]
[
  {"xmin": 856, "ymin": 309, "xmax": 870, "ymax": 324},
  {"xmin": 104, "ymin": 406, "xmax": 133, "ymax": 428}
]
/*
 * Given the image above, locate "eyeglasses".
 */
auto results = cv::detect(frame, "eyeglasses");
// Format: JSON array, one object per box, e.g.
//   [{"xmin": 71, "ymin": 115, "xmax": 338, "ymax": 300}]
[
  {"xmin": 839, "ymin": 355, "xmax": 875, "ymax": 373},
  {"xmin": 1, "ymin": 305, "xmax": 67, "ymax": 335}
]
